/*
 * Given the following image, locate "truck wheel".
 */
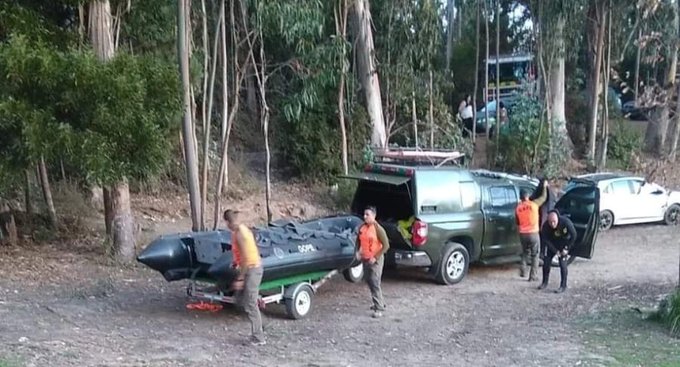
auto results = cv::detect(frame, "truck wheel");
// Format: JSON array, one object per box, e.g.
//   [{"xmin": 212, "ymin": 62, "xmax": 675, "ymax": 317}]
[
  {"xmin": 435, "ymin": 243, "xmax": 470, "ymax": 285},
  {"xmin": 284, "ymin": 283, "xmax": 314, "ymax": 319},
  {"xmin": 343, "ymin": 263, "xmax": 364, "ymax": 283}
]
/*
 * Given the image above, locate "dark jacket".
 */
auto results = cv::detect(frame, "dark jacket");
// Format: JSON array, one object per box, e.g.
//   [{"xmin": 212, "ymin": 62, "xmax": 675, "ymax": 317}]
[{"xmin": 540, "ymin": 215, "xmax": 577, "ymax": 253}]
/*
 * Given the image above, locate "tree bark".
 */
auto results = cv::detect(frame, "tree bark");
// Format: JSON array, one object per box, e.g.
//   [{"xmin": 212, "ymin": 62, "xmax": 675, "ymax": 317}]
[
  {"xmin": 110, "ymin": 180, "xmax": 136, "ymax": 260},
  {"xmin": 549, "ymin": 15, "xmax": 572, "ymax": 152},
  {"xmin": 429, "ymin": 70, "xmax": 435, "ymax": 149},
  {"xmin": 586, "ymin": 1, "xmax": 606, "ymax": 165},
  {"xmin": 336, "ymin": 0, "xmax": 350, "ymax": 175},
  {"xmin": 445, "ymin": 0, "xmax": 456, "ymax": 70},
  {"xmin": 213, "ymin": 0, "xmax": 245, "ymax": 230},
  {"xmin": 0, "ymin": 200, "xmax": 18, "ymax": 246},
  {"xmin": 178, "ymin": 0, "xmax": 203, "ymax": 231},
  {"xmin": 411, "ymin": 91, "xmax": 418, "ymax": 147},
  {"xmin": 471, "ymin": 0, "xmax": 480, "ymax": 143},
  {"xmin": 669, "ymin": 81, "xmax": 680, "ymax": 161},
  {"xmin": 483, "ymin": 0, "xmax": 490, "ymax": 151},
  {"xmin": 645, "ymin": 0, "xmax": 678, "ymax": 155},
  {"xmin": 597, "ymin": 4, "xmax": 612, "ymax": 170},
  {"xmin": 88, "ymin": 0, "xmax": 114, "ymax": 60},
  {"xmin": 494, "ymin": 0, "xmax": 500, "ymax": 165},
  {"xmin": 103, "ymin": 187, "xmax": 113, "ymax": 236},
  {"xmin": 350, "ymin": 0, "xmax": 386, "ymax": 148},
  {"xmin": 200, "ymin": 1, "xmax": 224, "ymax": 230},
  {"xmin": 220, "ymin": 0, "xmax": 229, "ymax": 191},
  {"xmin": 38, "ymin": 156, "xmax": 58, "ymax": 229},
  {"xmin": 246, "ymin": 70, "xmax": 259, "ymax": 123},
  {"xmin": 24, "ymin": 169, "xmax": 33, "ymax": 216}
]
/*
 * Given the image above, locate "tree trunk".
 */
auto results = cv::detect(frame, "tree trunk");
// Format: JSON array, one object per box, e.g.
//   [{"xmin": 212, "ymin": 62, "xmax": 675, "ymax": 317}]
[
  {"xmin": 110, "ymin": 180, "xmax": 136, "ymax": 260},
  {"xmin": 87, "ymin": 1, "xmax": 116, "ymax": 212},
  {"xmin": 445, "ymin": 0, "xmax": 456, "ymax": 70},
  {"xmin": 246, "ymin": 71, "xmax": 259, "ymax": 123},
  {"xmin": 178, "ymin": 0, "xmax": 203, "ymax": 231},
  {"xmin": 597, "ymin": 4, "xmax": 612, "ymax": 170},
  {"xmin": 0, "ymin": 200, "xmax": 18, "ymax": 246},
  {"xmin": 483, "ymin": 0, "xmax": 490, "ymax": 151},
  {"xmin": 38, "ymin": 156, "xmax": 58, "ymax": 229},
  {"xmin": 549, "ymin": 15, "xmax": 572, "ymax": 152},
  {"xmin": 336, "ymin": 0, "xmax": 350, "ymax": 174},
  {"xmin": 411, "ymin": 91, "xmax": 418, "ymax": 147},
  {"xmin": 350, "ymin": 0, "xmax": 386, "ymax": 148},
  {"xmin": 645, "ymin": 0, "xmax": 678, "ymax": 155},
  {"xmin": 213, "ymin": 0, "xmax": 245, "ymax": 230},
  {"xmin": 634, "ymin": 10, "xmax": 641, "ymax": 102},
  {"xmin": 494, "ymin": 0, "xmax": 500, "ymax": 165},
  {"xmin": 429, "ymin": 70, "xmax": 434, "ymax": 149},
  {"xmin": 24, "ymin": 169, "xmax": 33, "ymax": 216},
  {"xmin": 586, "ymin": 1, "xmax": 606, "ymax": 165},
  {"xmin": 669, "ymin": 81, "xmax": 680, "ymax": 161},
  {"xmin": 471, "ymin": 0, "xmax": 480, "ymax": 143},
  {"xmin": 220, "ymin": 0, "xmax": 229, "ymax": 192}
]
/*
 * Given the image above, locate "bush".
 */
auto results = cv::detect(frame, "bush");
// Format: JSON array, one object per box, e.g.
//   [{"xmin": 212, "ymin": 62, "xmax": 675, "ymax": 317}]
[
  {"xmin": 652, "ymin": 289, "xmax": 680, "ymax": 337},
  {"xmin": 492, "ymin": 94, "xmax": 568, "ymax": 176},
  {"xmin": 607, "ymin": 118, "xmax": 642, "ymax": 170}
]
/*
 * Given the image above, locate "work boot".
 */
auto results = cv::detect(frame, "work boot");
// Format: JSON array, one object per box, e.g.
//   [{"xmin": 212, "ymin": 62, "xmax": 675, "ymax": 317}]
[
  {"xmin": 537, "ymin": 282, "xmax": 548, "ymax": 290},
  {"xmin": 555, "ymin": 286, "xmax": 567, "ymax": 294}
]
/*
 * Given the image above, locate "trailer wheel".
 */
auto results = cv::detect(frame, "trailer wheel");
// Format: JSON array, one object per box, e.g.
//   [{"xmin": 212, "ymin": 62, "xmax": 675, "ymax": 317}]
[
  {"xmin": 343, "ymin": 263, "xmax": 364, "ymax": 283},
  {"xmin": 284, "ymin": 283, "xmax": 314, "ymax": 319}
]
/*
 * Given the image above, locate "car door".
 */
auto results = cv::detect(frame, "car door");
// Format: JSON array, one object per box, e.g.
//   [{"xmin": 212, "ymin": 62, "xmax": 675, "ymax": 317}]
[
  {"xmin": 635, "ymin": 180, "xmax": 668, "ymax": 220},
  {"xmin": 553, "ymin": 185, "xmax": 600, "ymax": 259},
  {"xmin": 482, "ymin": 185, "xmax": 520, "ymax": 257}
]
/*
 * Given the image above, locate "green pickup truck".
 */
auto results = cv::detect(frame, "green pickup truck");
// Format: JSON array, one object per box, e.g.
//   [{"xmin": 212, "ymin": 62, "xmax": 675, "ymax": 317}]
[{"xmin": 341, "ymin": 161, "xmax": 600, "ymax": 285}]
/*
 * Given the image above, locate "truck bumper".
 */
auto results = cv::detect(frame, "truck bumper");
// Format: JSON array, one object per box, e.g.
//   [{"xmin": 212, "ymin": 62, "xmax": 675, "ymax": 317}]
[{"xmin": 393, "ymin": 250, "xmax": 432, "ymax": 267}]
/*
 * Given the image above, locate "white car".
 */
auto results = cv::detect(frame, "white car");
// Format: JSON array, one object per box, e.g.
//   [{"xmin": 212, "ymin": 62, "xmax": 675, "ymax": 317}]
[{"xmin": 563, "ymin": 173, "xmax": 680, "ymax": 231}]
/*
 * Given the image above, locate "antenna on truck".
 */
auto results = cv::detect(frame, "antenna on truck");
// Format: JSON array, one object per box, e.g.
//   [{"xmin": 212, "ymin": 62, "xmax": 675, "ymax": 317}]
[{"xmin": 371, "ymin": 147, "xmax": 465, "ymax": 167}]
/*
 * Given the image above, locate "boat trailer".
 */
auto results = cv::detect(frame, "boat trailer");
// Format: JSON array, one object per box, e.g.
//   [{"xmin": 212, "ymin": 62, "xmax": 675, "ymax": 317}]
[{"xmin": 186, "ymin": 269, "xmax": 341, "ymax": 319}]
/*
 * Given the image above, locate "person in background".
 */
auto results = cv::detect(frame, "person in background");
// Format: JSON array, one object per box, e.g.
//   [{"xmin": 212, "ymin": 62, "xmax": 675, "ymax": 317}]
[
  {"xmin": 458, "ymin": 94, "xmax": 474, "ymax": 136},
  {"xmin": 538, "ymin": 210, "xmax": 577, "ymax": 293},
  {"xmin": 515, "ymin": 180, "xmax": 547, "ymax": 281},
  {"xmin": 356, "ymin": 206, "xmax": 390, "ymax": 318},
  {"xmin": 224, "ymin": 209, "xmax": 266, "ymax": 346}
]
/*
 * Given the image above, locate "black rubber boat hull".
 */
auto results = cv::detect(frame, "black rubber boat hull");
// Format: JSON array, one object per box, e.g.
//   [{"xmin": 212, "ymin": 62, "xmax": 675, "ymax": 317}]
[{"xmin": 137, "ymin": 215, "xmax": 363, "ymax": 283}]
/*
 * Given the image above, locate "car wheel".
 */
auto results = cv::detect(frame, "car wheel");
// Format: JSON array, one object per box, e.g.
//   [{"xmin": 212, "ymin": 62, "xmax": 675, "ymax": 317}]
[
  {"xmin": 599, "ymin": 210, "xmax": 614, "ymax": 231},
  {"xmin": 664, "ymin": 204, "xmax": 680, "ymax": 226},
  {"xmin": 342, "ymin": 263, "xmax": 364, "ymax": 283},
  {"xmin": 435, "ymin": 243, "xmax": 470, "ymax": 285}
]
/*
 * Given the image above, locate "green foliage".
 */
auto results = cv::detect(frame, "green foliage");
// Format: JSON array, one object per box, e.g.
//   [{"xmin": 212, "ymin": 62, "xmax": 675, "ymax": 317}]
[
  {"xmin": 493, "ymin": 93, "xmax": 567, "ymax": 176},
  {"xmin": 0, "ymin": 35, "xmax": 181, "ymax": 187},
  {"xmin": 660, "ymin": 290, "xmax": 680, "ymax": 336},
  {"xmin": 607, "ymin": 118, "xmax": 642, "ymax": 170}
]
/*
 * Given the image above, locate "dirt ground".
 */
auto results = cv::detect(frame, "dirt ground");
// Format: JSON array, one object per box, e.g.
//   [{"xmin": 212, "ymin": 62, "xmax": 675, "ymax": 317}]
[{"xmin": 1, "ymin": 204, "xmax": 679, "ymax": 367}]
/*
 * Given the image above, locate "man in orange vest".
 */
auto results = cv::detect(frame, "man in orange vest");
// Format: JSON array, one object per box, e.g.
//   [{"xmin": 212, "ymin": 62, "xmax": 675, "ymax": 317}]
[
  {"xmin": 224, "ymin": 209, "xmax": 265, "ymax": 346},
  {"xmin": 515, "ymin": 181, "xmax": 547, "ymax": 281},
  {"xmin": 356, "ymin": 206, "xmax": 390, "ymax": 318}
]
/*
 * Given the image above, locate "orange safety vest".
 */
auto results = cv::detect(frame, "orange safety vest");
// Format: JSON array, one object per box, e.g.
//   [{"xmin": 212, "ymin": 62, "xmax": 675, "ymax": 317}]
[
  {"xmin": 231, "ymin": 224, "xmax": 261, "ymax": 268},
  {"xmin": 515, "ymin": 200, "xmax": 540, "ymax": 234},
  {"xmin": 358, "ymin": 223, "xmax": 383, "ymax": 260}
]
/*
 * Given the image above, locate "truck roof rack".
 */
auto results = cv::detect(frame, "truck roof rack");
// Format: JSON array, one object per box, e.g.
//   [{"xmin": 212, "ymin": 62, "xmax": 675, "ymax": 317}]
[
  {"xmin": 470, "ymin": 169, "xmax": 538, "ymax": 184},
  {"xmin": 371, "ymin": 147, "xmax": 465, "ymax": 167}
]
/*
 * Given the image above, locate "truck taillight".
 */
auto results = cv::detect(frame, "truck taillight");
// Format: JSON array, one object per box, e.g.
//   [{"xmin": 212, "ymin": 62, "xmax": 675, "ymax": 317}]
[{"xmin": 411, "ymin": 220, "xmax": 428, "ymax": 247}]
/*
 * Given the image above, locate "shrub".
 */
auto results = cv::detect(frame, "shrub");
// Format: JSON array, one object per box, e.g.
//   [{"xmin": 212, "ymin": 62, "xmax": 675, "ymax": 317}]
[{"xmin": 607, "ymin": 118, "xmax": 642, "ymax": 170}]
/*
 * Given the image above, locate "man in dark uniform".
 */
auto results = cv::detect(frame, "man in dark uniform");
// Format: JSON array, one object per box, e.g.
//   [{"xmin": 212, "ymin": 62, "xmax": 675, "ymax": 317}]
[{"xmin": 538, "ymin": 210, "xmax": 577, "ymax": 293}]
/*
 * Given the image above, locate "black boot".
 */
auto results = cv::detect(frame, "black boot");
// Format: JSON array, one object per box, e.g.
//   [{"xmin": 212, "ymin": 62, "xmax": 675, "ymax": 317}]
[{"xmin": 537, "ymin": 281, "xmax": 548, "ymax": 290}]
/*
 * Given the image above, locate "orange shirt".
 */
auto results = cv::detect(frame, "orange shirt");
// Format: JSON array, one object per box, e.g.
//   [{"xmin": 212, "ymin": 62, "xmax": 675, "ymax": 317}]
[
  {"xmin": 358, "ymin": 224, "xmax": 383, "ymax": 260},
  {"xmin": 516, "ymin": 200, "xmax": 540, "ymax": 234},
  {"xmin": 231, "ymin": 224, "xmax": 261, "ymax": 268}
]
